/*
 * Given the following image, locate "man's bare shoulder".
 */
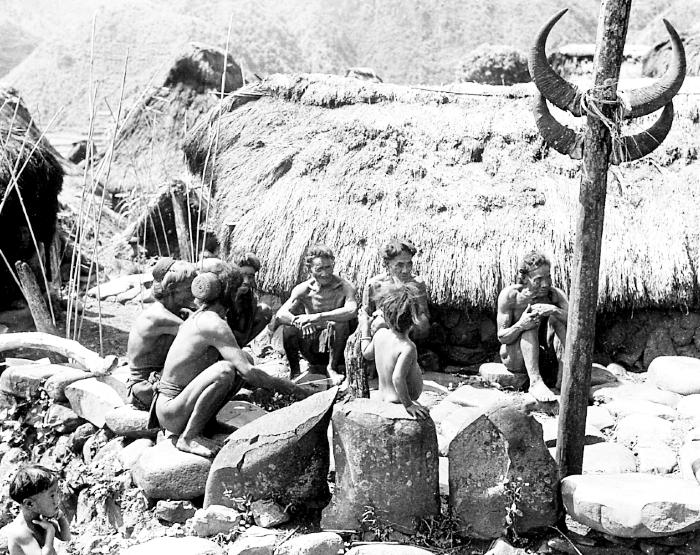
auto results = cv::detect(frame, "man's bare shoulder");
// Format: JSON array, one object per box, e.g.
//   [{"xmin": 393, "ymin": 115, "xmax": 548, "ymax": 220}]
[
  {"xmin": 290, "ymin": 280, "xmax": 313, "ymax": 299},
  {"xmin": 551, "ymin": 286, "xmax": 568, "ymax": 303},
  {"xmin": 189, "ymin": 309, "xmax": 228, "ymax": 330},
  {"xmin": 498, "ymin": 284, "xmax": 522, "ymax": 304},
  {"xmin": 337, "ymin": 276, "xmax": 357, "ymax": 294}
]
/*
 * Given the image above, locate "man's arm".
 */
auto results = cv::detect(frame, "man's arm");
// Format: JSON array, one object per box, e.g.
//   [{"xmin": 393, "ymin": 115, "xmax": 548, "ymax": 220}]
[
  {"xmin": 209, "ymin": 316, "xmax": 309, "ymax": 399},
  {"xmin": 274, "ymin": 284, "xmax": 307, "ymax": 326},
  {"xmin": 496, "ymin": 288, "xmax": 539, "ymax": 345},
  {"xmin": 392, "ymin": 346, "xmax": 429, "ymax": 419},
  {"xmin": 297, "ymin": 281, "xmax": 358, "ymax": 325},
  {"xmin": 530, "ymin": 287, "xmax": 569, "ymax": 322}
]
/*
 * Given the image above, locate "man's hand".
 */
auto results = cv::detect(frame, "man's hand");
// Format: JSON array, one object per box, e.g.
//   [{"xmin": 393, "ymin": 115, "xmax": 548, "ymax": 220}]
[
  {"xmin": 293, "ymin": 313, "xmax": 321, "ymax": 330},
  {"xmin": 517, "ymin": 304, "xmax": 540, "ymax": 330},
  {"xmin": 406, "ymin": 402, "xmax": 430, "ymax": 420},
  {"xmin": 530, "ymin": 303, "xmax": 557, "ymax": 318}
]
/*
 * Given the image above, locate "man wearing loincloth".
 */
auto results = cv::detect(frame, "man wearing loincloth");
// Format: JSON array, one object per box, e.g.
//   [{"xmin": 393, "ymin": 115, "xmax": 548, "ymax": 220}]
[
  {"xmin": 126, "ymin": 258, "xmax": 197, "ymax": 410},
  {"xmin": 497, "ymin": 250, "xmax": 568, "ymax": 403},
  {"xmin": 271, "ymin": 245, "xmax": 358, "ymax": 385},
  {"xmin": 154, "ymin": 259, "xmax": 309, "ymax": 458},
  {"xmin": 360, "ymin": 238, "xmax": 430, "ymax": 341},
  {"xmin": 227, "ymin": 252, "xmax": 273, "ymax": 347}
]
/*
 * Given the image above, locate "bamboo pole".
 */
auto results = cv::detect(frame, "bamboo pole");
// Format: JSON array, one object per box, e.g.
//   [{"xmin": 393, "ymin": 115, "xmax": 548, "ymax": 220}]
[{"xmin": 556, "ymin": 0, "xmax": 633, "ymax": 479}]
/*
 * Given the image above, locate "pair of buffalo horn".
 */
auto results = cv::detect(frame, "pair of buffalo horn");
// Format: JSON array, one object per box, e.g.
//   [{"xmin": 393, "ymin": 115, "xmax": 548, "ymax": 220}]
[{"xmin": 530, "ymin": 9, "xmax": 686, "ymax": 163}]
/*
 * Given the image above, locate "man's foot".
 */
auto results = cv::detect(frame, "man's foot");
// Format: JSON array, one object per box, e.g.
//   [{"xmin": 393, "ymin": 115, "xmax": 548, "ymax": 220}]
[
  {"xmin": 327, "ymin": 367, "xmax": 345, "ymax": 386},
  {"xmin": 176, "ymin": 435, "xmax": 221, "ymax": 458},
  {"xmin": 528, "ymin": 380, "xmax": 558, "ymax": 403}
]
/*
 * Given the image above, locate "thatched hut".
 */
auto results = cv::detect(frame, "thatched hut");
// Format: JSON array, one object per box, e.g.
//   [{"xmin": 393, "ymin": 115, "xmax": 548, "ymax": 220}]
[
  {"xmin": 183, "ymin": 73, "xmax": 700, "ymax": 368},
  {"xmin": 643, "ymin": 27, "xmax": 700, "ymax": 78},
  {"xmin": 0, "ymin": 87, "xmax": 63, "ymax": 304}
]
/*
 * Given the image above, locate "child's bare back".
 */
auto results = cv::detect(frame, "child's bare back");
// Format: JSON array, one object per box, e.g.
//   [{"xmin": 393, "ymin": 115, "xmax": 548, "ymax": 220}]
[{"xmin": 372, "ymin": 328, "xmax": 423, "ymax": 403}]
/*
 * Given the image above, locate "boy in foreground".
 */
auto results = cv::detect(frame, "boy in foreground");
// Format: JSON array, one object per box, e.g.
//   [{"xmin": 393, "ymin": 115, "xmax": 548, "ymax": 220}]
[
  {"xmin": 7, "ymin": 464, "xmax": 70, "ymax": 555},
  {"xmin": 360, "ymin": 283, "xmax": 429, "ymax": 419}
]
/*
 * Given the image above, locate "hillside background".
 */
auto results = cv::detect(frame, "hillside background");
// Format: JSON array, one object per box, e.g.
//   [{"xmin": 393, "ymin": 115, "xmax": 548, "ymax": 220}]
[{"xmin": 0, "ymin": 0, "xmax": 696, "ymax": 132}]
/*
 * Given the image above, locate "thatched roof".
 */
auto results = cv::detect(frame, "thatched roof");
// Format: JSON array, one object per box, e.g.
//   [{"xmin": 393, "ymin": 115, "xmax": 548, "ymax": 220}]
[
  {"xmin": 0, "ymin": 87, "xmax": 63, "ymax": 302},
  {"xmin": 643, "ymin": 30, "xmax": 700, "ymax": 78},
  {"xmin": 183, "ymin": 73, "xmax": 700, "ymax": 311}
]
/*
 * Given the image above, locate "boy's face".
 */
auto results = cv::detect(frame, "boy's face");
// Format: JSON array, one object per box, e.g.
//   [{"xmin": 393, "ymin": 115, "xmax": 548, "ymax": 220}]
[{"xmin": 25, "ymin": 482, "xmax": 60, "ymax": 518}]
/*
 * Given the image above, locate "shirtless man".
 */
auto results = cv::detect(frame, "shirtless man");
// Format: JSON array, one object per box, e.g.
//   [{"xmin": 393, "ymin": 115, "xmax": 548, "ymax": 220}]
[
  {"xmin": 360, "ymin": 239, "xmax": 430, "ymax": 341},
  {"xmin": 155, "ymin": 260, "xmax": 309, "ymax": 458},
  {"xmin": 361, "ymin": 283, "xmax": 429, "ymax": 419},
  {"xmin": 272, "ymin": 245, "xmax": 357, "ymax": 384},
  {"xmin": 227, "ymin": 252, "xmax": 273, "ymax": 347},
  {"xmin": 497, "ymin": 251, "xmax": 568, "ymax": 403},
  {"xmin": 126, "ymin": 258, "xmax": 197, "ymax": 410}
]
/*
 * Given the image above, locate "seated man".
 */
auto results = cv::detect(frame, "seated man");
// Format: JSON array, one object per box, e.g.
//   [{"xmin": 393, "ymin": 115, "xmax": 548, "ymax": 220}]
[
  {"xmin": 154, "ymin": 261, "xmax": 309, "ymax": 458},
  {"xmin": 360, "ymin": 239, "xmax": 430, "ymax": 341},
  {"xmin": 271, "ymin": 245, "xmax": 357, "ymax": 384},
  {"xmin": 227, "ymin": 252, "xmax": 273, "ymax": 347},
  {"xmin": 497, "ymin": 251, "xmax": 568, "ymax": 403},
  {"xmin": 126, "ymin": 257, "xmax": 197, "ymax": 410},
  {"xmin": 361, "ymin": 283, "xmax": 429, "ymax": 419}
]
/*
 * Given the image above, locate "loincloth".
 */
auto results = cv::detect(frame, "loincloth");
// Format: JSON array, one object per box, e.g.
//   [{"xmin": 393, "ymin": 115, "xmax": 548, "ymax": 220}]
[
  {"xmin": 127, "ymin": 366, "xmax": 162, "ymax": 411},
  {"xmin": 147, "ymin": 379, "xmax": 185, "ymax": 429}
]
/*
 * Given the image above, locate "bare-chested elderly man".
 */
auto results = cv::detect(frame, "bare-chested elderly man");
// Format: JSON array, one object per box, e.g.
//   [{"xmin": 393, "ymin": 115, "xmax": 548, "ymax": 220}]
[
  {"xmin": 271, "ymin": 245, "xmax": 358, "ymax": 385},
  {"xmin": 154, "ymin": 259, "xmax": 309, "ymax": 458},
  {"xmin": 497, "ymin": 251, "xmax": 568, "ymax": 403},
  {"xmin": 227, "ymin": 252, "xmax": 273, "ymax": 347},
  {"xmin": 126, "ymin": 258, "xmax": 197, "ymax": 410}
]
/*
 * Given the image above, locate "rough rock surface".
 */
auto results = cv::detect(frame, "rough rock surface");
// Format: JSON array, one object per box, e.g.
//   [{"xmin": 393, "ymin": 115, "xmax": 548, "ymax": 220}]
[
  {"xmin": 105, "ymin": 405, "xmax": 158, "ymax": 439},
  {"xmin": 445, "ymin": 384, "xmax": 509, "ymax": 409},
  {"xmin": 132, "ymin": 438, "xmax": 212, "ymax": 500},
  {"xmin": 592, "ymin": 383, "xmax": 680, "ymax": 409},
  {"xmin": 96, "ymin": 365, "xmax": 131, "ymax": 402},
  {"xmin": 430, "ymin": 400, "xmax": 483, "ymax": 456},
  {"xmin": 276, "ymin": 532, "xmax": 343, "ymax": 555},
  {"xmin": 636, "ymin": 445, "xmax": 677, "ymax": 474},
  {"xmin": 604, "ymin": 398, "xmax": 676, "ymax": 420},
  {"xmin": 449, "ymin": 403, "xmax": 559, "ymax": 539},
  {"xmin": 43, "ymin": 403, "xmax": 84, "ymax": 433},
  {"xmin": 120, "ymin": 536, "xmax": 224, "ymax": 555},
  {"xmin": 44, "ymin": 368, "xmax": 89, "ymax": 401},
  {"xmin": 539, "ymin": 417, "xmax": 604, "ymax": 448},
  {"xmin": 228, "ymin": 526, "xmax": 281, "ymax": 554},
  {"xmin": 478, "ymin": 363, "xmax": 528, "ymax": 389},
  {"xmin": 205, "ymin": 387, "xmax": 337, "ymax": 509},
  {"xmin": 65, "ymin": 378, "xmax": 125, "ymax": 428},
  {"xmin": 155, "ymin": 500, "xmax": 196, "ymax": 524},
  {"xmin": 186, "ymin": 505, "xmax": 241, "ymax": 537},
  {"xmin": 677, "ymin": 394, "xmax": 700, "ymax": 420},
  {"xmin": 678, "ymin": 440, "xmax": 700, "ymax": 480},
  {"xmin": 648, "ymin": 356, "xmax": 700, "ymax": 396},
  {"xmin": 321, "ymin": 398, "xmax": 439, "ymax": 534},
  {"xmin": 346, "ymin": 546, "xmax": 435, "ymax": 554},
  {"xmin": 217, "ymin": 399, "xmax": 268, "ymax": 429},
  {"xmin": 586, "ymin": 405, "xmax": 615, "ymax": 430},
  {"xmin": 562, "ymin": 473, "xmax": 700, "ymax": 537},
  {"xmin": 615, "ymin": 414, "xmax": 675, "ymax": 448},
  {"xmin": 576, "ymin": 442, "xmax": 637, "ymax": 474},
  {"xmin": 0, "ymin": 364, "xmax": 66, "ymax": 398},
  {"xmin": 251, "ymin": 499, "xmax": 289, "ymax": 528},
  {"xmin": 118, "ymin": 438, "xmax": 154, "ymax": 470}
]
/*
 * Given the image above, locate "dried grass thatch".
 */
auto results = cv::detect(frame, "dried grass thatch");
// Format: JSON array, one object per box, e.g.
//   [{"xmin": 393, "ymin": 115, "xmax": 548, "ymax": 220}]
[
  {"xmin": 0, "ymin": 87, "xmax": 63, "ymax": 302},
  {"xmin": 183, "ymin": 73, "xmax": 700, "ymax": 311}
]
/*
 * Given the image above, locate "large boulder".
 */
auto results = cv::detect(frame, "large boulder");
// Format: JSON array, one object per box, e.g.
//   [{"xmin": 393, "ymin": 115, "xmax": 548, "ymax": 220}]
[
  {"xmin": 0, "ymin": 363, "xmax": 67, "ymax": 398},
  {"xmin": 592, "ymin": 383, "xmax": 681, "ymax": 409},
  {"xmin": 132, "ymin": 437, "xmax": 212, "ymax": 500},
  {"xmin": 648, "ymin": 356, "xmax": 700, "ymax": 396},
  {"xmin": 615, "ymin": 414, "xmax": 675, "ymax": 448},
  {"xmin": 205, "ymin": 388, "xmax": 337, "ymax": 509},
  {"xmin": 449, "ymin": 403, "xmax": 560, "ymax": 539},
  {"xmin": 321, "ymin": 399, "xmax": 439, "ymax": 534},
  {"xmin": 65, "ymin": 378, "xmax": 124, "ymax": 428},
  {"xmin": 44, "ymin": 368, "xmax": 89, "ymax": 401},
  {"xmin": 105, "ymin": 405, "xmax": 158, "ymax": 439},
  {"xmin": 276, "ymin": 532, "xmax": 343, "ymax": 555},
  {"xmin": 562, "ymin": 474, "xmax": 700, "ymax": 537},
  {"xmin": 576, "ymin": 442, "xmax": 637, "ymax": 474}
]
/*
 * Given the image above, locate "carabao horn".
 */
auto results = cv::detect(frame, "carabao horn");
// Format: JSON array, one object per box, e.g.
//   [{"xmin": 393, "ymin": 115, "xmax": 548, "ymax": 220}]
[
  {"xmin": 531, "ymin": 12, "xmax": 685, "ymax": 120},
  {"xmin": 534, "ymin": 94, "xmax": 674, "ymax": 165}
]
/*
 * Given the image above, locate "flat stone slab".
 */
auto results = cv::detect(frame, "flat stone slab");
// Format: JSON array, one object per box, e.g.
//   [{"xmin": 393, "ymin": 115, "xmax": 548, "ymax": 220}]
[
  {"xmin": 615, "ymin": 414, "xmax": 675, "ymax": 448},
  {"xmin": 539, "ymin": 417, "xmax": 604, "ymax": 448},
  {"xmin": 444, "ymin": 384, "xmax": 509, "ymax": 409},
  {"xmin": 205, "ymin": 388, "xmax": 337, "ymax": 510},
  {"xmin": 562, "ymin": 474, "xmax": 700, "ymax": 537},
  {"xmin": 105, "ymin": 405, "xmax": 158, "ymax": 439},
  {"xmin": 65, "ymin": 378, "xmax": 124, "ymax": 428},
  {"xmin": 132, "ymin": 438, "xmax": 212, "ymax": 500},
  {"xmin": 121, "ymin": 536, "xmax": 223, "ymax": 555},
  {"xmin": 95, "ymin": 365, "xmax": 131, "ymax": 402},
  {"xmin": 677, "ymin": 394, "xmax": 700, "ymax": 420},
  {"xmin": 576, "ymin": 442, "xmax": 637, "ymax": 474},
  {"xmin": 321, "ymin": 398, "xmax": 439, "ymax": 534},
  {"xmin": 637, "ymin": 445, "xmax": 677, "ymax": 474},
  {"xmin": 44, "ymin": 368, "xmax": 90, "ymax": 402},
  {"xmin": 0, "ymin": 364, "xmax": 69, "ymax": 398},
  {"xmin": 217, "ymin": 400, "xmax": 268, "ymax": 429},
  {"xmin": 604, "ymin": 398, "xmax": 676, "ymax": 421},
  {"xmin": 119, "ymin": 438, "xmax": 154, "ymax": 471},
  {"xmin": 478, "ymin": 363, "xmax": 528, "ymax": 390},
  {"xmin": 586, "ymin": 405, "xmax": 615, "ymax": 430},
  {"xmin": 276, "ymin": 532, "xmax": 343, "ymax": 555},
  {"xmin": 228, "ymin": 526, "xmax": 281, "ymax": 555},
  {"xmin": 648, "ymin": 356, "xmax": 700, "ymax": 396},
  {"xmin": 430, "ymin": 400, "xmax": 484, "ymax": 456},
  {"xmin": 346, "ymin": 546, "xmax": 434, "ymax": 555},
  {"xmin": 592, "ymin": 383, "xmax": 681, "ymax": 409}
]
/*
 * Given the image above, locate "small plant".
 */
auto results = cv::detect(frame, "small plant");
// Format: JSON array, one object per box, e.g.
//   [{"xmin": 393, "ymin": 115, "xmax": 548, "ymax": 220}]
[
  {"xmin": 221, "ymin": 488, "xmax": 255, "ymax": 534},
  {"xmin": 413, "ymin": 504, "xmax": 465, "ymax": 551},
  {"xmin": 503, "ymin": 478, "xmax": 525, "ymax": 542},
  {"xmin": 360, "ymin": 505, "xmax": 394, "ymax": 542}
]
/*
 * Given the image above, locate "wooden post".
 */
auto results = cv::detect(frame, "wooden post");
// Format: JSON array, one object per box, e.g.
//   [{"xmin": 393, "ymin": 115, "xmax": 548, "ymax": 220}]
[
  {"xmin": 170, "ymin": 182, "xmax": 193, "ymax": 262},
  {"xmin": 344, "ymin": 332, "xmax": 370, "ymax": 399},
  {"xmin": 555, "ymin": 0, "xmax": 633, "ymax": 479},
  {"xmin": 15, "ymin": 261, "xmax": 59, "ymax": 335}
]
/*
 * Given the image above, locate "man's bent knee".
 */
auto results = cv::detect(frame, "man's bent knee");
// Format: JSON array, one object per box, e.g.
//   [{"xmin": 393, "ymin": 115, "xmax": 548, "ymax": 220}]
[{"xmin": 500, "ymin": 342, "xmax": 525, "ymax": 372}]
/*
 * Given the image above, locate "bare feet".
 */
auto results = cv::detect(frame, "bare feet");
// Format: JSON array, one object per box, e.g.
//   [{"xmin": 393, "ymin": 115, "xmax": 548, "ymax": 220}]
[
  {"xmin": 528, "ymin": 380, "xmax": 558, "ymax": 403},
  {"xmin": 327, "ymin": 368, "xmax": 345, "ymax": 386},
  {"xmin": 176, "ymin": 435, "xmax": 221, "ymax": 458}
]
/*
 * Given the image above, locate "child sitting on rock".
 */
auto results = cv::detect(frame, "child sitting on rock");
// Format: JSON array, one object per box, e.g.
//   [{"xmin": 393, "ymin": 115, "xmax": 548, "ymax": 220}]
[
  {"xmin": 360, "ymin": 283, "xmax": 429, "ymax": 419},
  {"xmin": 6, "ymin": 464, "xmax": 70, "ymax": 555}
]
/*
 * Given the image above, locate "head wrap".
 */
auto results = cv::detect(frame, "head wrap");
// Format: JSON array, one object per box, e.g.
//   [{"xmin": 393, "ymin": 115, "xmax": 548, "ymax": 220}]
[
  {"xmin": 191, "ymin": 272, "xmax": 222, "ymax": 302},
  {"xmin": 152, "ymin": 257, "xmax": 176, "ymax": 283}
]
